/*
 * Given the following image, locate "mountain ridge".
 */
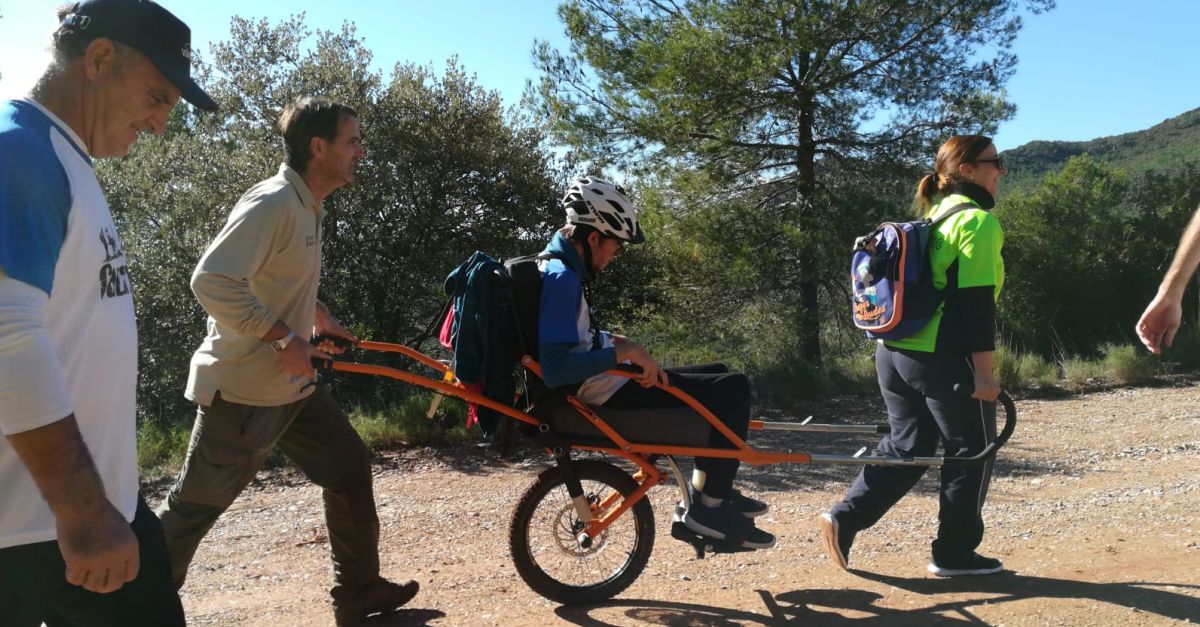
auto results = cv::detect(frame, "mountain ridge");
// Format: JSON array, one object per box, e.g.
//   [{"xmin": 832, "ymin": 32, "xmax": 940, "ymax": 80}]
[{"xmin": 1000, "ymin": 106, "xmax": 1200, "ymax": 192}]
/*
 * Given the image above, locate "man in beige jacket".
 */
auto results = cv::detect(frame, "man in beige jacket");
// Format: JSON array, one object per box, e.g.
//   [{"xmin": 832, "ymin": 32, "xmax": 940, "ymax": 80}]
[{"xmin": 155, "ymin": 96, "xmax": 418, "ymax": 625}]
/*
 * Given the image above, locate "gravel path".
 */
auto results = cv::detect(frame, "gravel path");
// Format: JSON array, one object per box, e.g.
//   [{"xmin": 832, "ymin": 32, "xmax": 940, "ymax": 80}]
[{"xmin": 161, "ymin": 382, "xmax": 1200, "ymax": 626}]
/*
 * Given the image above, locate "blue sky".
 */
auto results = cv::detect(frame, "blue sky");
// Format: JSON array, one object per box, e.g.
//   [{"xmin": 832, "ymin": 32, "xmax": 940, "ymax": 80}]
[{"xmin": 1, "ymin": 0, "xmax": 1197, "ymax": 151}]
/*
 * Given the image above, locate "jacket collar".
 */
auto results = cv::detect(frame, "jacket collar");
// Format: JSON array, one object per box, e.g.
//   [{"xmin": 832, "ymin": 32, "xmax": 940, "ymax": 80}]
[
  {"xmin": 543, "ymin": 232, "xmax": 592, "ymax": 282},
  {"xmin": 278, "ymin": 163, "xmax": 323, "ymax": 216},
  {"xmin": 944, "ymin": 181, "xmax": 995, "ymax": 210}
]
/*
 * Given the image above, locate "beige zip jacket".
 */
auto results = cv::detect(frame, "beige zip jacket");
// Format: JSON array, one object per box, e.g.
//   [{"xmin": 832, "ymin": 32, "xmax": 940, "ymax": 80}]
[{"xmin": 186, "ymin": 164, "xmax": 326, "ymax": 407}]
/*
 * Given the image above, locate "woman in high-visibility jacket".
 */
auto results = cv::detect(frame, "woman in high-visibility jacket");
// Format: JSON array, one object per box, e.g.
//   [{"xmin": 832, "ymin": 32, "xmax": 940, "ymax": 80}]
[{"xmin": 822, "ymin": 135, "xmax": 1008, "ymax": 577}]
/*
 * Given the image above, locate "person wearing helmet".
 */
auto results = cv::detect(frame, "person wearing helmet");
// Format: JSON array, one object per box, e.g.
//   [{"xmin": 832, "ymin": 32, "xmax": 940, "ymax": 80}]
[{"xmin": 537, "ymin": 176, "xmax": 776, "ymax": 550}]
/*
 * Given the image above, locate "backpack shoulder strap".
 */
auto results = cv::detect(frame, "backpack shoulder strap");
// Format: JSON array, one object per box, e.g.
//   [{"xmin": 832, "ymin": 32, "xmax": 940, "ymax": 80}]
[{"xmin": 928, "ymin": 202, "xmax": 977, "ymax": 227}]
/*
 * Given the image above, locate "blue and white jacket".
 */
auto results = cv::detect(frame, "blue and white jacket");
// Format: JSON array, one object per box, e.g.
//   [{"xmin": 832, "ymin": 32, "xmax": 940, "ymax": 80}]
[{"xmin": 537, "ymin": 233, "xmax": 628, "ymax": 405}]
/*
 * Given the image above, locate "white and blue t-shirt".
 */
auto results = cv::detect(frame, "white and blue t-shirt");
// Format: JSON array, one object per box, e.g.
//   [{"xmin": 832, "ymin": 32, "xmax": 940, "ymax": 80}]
[{"xmin": 0, "ymin": 99, "xmax": 139, "ymax": 548}]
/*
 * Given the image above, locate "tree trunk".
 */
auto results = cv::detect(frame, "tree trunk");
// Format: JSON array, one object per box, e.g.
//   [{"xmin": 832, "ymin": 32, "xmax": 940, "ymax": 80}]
[
  {"xmin": 797, "ymin": 253, "xmax": 822, "ymax": 365},
  {"xmin": 795, "ymin": 94, "xmax": 822, "ymax": 366}
]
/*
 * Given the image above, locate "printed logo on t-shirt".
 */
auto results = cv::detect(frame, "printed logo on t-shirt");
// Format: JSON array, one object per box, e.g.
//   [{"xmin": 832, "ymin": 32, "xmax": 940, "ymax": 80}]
[{"xmin": 98, "ymin": 226, "xmax": 131, "ymax": 299}]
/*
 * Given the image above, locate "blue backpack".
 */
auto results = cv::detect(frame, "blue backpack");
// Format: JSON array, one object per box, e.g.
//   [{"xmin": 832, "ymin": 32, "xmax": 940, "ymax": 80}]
[{"xmin": 850, "ymin": 203, "xmax": 972, "ymax": 340}]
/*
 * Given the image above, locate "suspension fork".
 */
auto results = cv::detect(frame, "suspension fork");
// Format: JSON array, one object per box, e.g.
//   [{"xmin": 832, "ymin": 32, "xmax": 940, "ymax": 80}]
[{"xmin": 554, "ymin": 453, "xmax": 593, "ymax": 523}]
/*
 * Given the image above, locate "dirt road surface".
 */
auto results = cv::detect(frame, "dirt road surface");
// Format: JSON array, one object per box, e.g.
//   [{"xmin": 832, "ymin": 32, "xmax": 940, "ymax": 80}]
[{"xmin": 160, "ymin": 383, "xmax": 1200, "ymax": 626}]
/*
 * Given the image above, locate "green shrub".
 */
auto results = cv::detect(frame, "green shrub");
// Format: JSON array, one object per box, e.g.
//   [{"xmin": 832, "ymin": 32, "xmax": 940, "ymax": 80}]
[
  {"xmin": 1059, "ymin": 355, "xmax": 1107, "ymax": 391},
  {"xmin": 993, "ymin": 345, "xmax": 1022, "ymax": 391},
  {"xmin": 1016, "ymin": 351, "xmax": 1059, "ymax": 388},
  {"xmin": 994, "ymin": 345, "xmax": 1058, "ymax": 391},
  {"xmin": 1100, "ymin": 343, "xmax": 1160, "ymax": 384},
  {"xmin": 750, "ymin": 354, "xmax": 827, "ymax": 408},
  {"xmin": 825, "ymin": 351, "xmax": 877, "ymax": 394},
  {"xmin": 136, "ymin": 392, "xmax": 477, "ymax": 476},
  {"xmin": 348, "ymin": 394, "xmax": 473, "ymax": 449},
  {"xmin": 137, "ymin": 421, "xmax": 192, "ymax": 478}
]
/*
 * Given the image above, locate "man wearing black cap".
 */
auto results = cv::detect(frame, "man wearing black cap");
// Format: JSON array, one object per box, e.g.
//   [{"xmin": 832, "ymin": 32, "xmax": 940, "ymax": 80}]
[{"xmin": 0, "ymin": 1, "xmax": 215, "ymax": 625}]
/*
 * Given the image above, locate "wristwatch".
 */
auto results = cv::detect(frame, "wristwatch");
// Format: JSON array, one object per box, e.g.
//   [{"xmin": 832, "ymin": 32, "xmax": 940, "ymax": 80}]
[{"xmin": 270, "ymin": 330, "xmax": 298, "ymax": 352}]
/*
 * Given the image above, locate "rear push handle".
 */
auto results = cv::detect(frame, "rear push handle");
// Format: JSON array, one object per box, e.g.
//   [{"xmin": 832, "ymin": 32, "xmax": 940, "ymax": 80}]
[
  {"xmin": 940, "ymin": 383, "xmax": 1017, "ymax": 467},
  {"xmin": 756, "ymin": 382, "xmax": 1016, "ymax": 468},
  {"xmin": 310, "ymin": 335, "xmax": 358, "ymax": 371}
]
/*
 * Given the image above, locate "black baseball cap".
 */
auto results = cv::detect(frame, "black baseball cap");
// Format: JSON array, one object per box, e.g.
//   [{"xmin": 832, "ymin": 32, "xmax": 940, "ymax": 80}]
[{"xmin": 60, "ymin": 0, "xmax": 218, "ymax": 112}]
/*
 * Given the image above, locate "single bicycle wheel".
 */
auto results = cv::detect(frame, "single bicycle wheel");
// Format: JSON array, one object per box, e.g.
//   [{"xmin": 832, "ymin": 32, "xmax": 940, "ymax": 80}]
[{"xmin": 509, "ymin": 459, "xmax": 655, "ymax": 605}]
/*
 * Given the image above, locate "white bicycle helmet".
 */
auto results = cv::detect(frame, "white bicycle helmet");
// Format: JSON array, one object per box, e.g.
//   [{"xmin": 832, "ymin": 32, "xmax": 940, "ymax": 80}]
[{"xmin": 562, "ymin": 176, "xmax": 645, "ymax": 244}]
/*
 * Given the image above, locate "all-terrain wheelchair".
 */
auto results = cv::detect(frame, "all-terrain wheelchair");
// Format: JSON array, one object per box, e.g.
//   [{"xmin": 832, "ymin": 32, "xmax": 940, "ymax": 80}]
[{"xmin": 312, "ymin": 257, "xmax": 1016, "ymax": 605}]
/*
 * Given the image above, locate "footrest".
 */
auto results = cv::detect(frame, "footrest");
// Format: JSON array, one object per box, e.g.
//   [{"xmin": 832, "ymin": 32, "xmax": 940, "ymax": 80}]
[{"xmin": 670, "ymin": 505, "xmax": 755, "ymax": 559}]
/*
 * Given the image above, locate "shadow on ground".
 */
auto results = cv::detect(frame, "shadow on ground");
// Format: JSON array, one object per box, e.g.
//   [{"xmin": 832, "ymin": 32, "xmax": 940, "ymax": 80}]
[
  {"xmin": 553, "ymin": 571, "xmax": 1200, "ymax": 625},
  {"xmin": 355, "ymin": 607, "xmax": 446, "ymax": 626}
]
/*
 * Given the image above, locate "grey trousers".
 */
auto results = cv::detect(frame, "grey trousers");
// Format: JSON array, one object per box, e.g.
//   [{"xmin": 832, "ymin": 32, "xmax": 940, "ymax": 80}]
[{"xmin": 154, "ymin": 385, "xmax": 382, "ymax": 601}]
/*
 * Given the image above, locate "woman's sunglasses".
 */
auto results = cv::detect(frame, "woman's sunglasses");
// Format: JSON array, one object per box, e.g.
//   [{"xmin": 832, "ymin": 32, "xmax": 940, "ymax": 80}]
[{"xmin": 976, "ymin": 156, "xmax": 1006, "ymax": 170}]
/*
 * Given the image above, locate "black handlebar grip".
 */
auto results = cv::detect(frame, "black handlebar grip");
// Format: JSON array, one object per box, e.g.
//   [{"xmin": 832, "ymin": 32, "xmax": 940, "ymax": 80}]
[{"xmin": 311, "ymin": 335, "xmax": 355, "ymax": 350}]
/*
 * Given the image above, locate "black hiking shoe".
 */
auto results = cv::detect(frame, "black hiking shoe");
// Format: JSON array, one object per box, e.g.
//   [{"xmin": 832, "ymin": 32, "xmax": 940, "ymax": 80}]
[
  {"xmin": 729, "ymin": 489, "xmax": 768, "ymax": 518},
  {"xmin": 683, "ymin": 500, "xmax": 776, "ymax": 549},
  {"xmin": 927, "ymin": 553, "xmax": 1004, "ymax": 577},
  {"xmin": 820, "ymin": 512, "xmax": 855, "ymax": 570},
  {"xmin": 333, "ymin": 577, "xmax": 419, "ymax": 625},
  {"xmin": 686, "ymin": 486, "xmax": 769, "ymax": 518}
]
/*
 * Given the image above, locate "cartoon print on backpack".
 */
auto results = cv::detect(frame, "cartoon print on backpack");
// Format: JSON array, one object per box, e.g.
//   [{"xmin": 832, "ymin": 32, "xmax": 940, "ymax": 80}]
[{"xmin": 849, "ymin": 203, "xmax": 971, "ymax": 339}]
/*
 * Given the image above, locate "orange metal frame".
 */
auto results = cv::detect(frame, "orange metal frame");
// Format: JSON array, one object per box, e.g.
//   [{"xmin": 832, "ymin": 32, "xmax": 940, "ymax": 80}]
[{"xmin": 323, "ymin": 340, "xmax": 814, "ymax": 538}]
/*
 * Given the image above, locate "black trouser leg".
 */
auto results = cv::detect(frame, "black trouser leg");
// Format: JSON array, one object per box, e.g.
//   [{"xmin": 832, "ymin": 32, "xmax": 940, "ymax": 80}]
[
  {"xmin": 927, "ymin": 378, "xmax": 997, "ymax": 562},
  {"xmin": 0, "ymin": 497, "xmax": 186, "ymax": 627},
  {"xmin": 831, "ymin": 344, "xmax": 996, "ymax": 560},
  {"xmin": 832, "ymin": 345, "xmax": 937, "ymax": 530},
  {"xmin": 602, "ymin": 364, "xmax": 750, "ymax": 499}
]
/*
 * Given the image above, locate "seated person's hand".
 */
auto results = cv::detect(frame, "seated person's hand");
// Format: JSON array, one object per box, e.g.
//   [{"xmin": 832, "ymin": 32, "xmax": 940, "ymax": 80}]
[{"xmin": 616, "ymin": 340, "xmax": 668, "ymax": 388}]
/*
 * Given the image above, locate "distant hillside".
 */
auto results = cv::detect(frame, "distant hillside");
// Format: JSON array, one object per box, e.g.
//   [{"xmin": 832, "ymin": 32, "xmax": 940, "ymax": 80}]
[{"xmin": 1000, "ymin": 107, "xmax": 1200, "ymax": 193}]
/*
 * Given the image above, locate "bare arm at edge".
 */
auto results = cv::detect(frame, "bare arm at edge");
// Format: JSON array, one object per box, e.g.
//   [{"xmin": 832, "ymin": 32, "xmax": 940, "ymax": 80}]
[
  {"xmin": 1137, "ymin": 206, "xmax": 1200, "ymax": 354},
  {"xmin": 6, "ymin": 415, "xmax": 139, "ymax": 593}
]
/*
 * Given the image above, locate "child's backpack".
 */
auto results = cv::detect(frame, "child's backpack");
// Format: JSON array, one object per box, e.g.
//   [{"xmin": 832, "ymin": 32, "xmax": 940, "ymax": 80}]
[
  {"xmin": 439, "ymin": 251, "xmax": 554, "ymax": 437},
  {"xmin": 850, "ymin": 203, "xmax": 972, "ymax": 340}
]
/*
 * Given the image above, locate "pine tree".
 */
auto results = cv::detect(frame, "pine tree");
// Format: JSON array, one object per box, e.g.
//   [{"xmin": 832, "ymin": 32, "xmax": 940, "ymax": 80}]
[{"xmin": 536, "ymin": 0, "xmax": 1053, "ymax": 364}]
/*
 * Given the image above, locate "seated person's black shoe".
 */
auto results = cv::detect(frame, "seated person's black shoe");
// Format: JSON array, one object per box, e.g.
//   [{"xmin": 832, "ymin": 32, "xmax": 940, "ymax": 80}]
[
  {"xmin": 683, "ymin": 500, "xmax": 776, "ymax": 549},
  {"xmin": 687, "ymin": 486, "xmax": 768, "ymax": 518},
  {"xmin": 729, "ymin": 488, "xmax": 768, "ymax": 517}
]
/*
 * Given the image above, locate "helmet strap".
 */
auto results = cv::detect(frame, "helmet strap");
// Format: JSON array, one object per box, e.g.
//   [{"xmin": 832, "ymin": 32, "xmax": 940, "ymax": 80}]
[{"xmin": 580, "ymin": 234, "xmax": 597, "ymax": 281}]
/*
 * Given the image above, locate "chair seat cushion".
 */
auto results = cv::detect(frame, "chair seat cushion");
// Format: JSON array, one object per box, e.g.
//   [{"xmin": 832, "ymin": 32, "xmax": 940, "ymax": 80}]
[{"xmin": 546, "ymin": 403, "xmax": 712, "ymax": 448}]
